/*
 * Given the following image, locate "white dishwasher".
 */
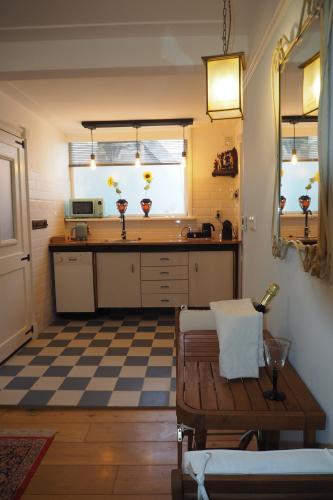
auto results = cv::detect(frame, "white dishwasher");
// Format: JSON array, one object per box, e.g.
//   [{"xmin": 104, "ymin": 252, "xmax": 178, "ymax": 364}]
[{"xmin": 53, "ymin": 252, "xmax": 95, "ymax": 312}]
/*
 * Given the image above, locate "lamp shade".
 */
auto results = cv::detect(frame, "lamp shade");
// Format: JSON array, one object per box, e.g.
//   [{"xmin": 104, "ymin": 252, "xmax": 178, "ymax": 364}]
[
  {"xmin": 202, "ymin": 52, "xmax": 245, "ymax": 120},
  {"xmin": 301, "ymin": 52, "xmax": 320, "ymax": 116}
]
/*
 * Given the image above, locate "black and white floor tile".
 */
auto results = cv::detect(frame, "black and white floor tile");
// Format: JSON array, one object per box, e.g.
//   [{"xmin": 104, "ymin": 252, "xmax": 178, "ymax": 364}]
[{"xmin": 0, "ymin": 312, "xmax": 176, "ymax": 407}]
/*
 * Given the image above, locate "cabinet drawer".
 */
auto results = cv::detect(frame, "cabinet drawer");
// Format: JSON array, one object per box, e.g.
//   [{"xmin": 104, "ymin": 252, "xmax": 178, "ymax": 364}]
[
  {"xmin": 141, "ymin": 252, "xmax": 188, "ymax": 267},
  {"xmin": 142, "ymin": 293, "xmax": 188, "ymax": 307},
  {"xmin": 141, "ymin": 279, "xmax": 188, "ymax": 294},
  {"xmin": 141, "ymin": 266, "xmax": 188, "ymax": 281}
]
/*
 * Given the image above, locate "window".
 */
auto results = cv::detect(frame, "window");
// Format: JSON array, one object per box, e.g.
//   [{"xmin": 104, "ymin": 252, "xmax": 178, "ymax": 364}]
[
  {"xmin": 69, "ymin": 140, "xmax": 187, "ymax": 216},
  {"xmin": 281, "ymin": 137, "xmax": 319, "ymax": 213}
]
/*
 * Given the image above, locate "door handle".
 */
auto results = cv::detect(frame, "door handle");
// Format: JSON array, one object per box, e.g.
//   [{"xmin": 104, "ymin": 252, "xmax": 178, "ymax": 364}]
[
  {"xmin": 131, "ymin": 264, "xmax": 134, "ymax": 273},
  {"xmin": 195, "ymin": 263, "xmax": 198, "ymax": 272},
  {"xmin": 21, "ymin": 254, "xmax": 30, "ymax": 262}
]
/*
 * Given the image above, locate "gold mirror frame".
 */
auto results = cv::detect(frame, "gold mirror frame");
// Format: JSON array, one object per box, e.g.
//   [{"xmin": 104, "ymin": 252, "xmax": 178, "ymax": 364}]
[{"xmin": 271, "ymin": 0, "xmax": 329, "ymax": 279}]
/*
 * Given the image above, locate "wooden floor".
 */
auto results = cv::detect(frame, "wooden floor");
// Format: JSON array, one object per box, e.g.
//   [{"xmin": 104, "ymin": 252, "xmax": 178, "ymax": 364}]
[
  {"xmin": 0, "ymin": 408, "xmax": 177, "ymax": 499},
  {"xmin": 0, "ymin": 407, "xmax": 255, "ymax": 498}
]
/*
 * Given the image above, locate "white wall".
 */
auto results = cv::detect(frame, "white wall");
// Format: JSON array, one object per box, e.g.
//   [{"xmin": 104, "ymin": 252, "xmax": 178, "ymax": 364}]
[
  {"xmin": 243, "ymin": 0, "xmax": 333, "ymax": 444},
  {"xmin": 0, "ymin": 90, "xmax": 69, "ymax": 331}
]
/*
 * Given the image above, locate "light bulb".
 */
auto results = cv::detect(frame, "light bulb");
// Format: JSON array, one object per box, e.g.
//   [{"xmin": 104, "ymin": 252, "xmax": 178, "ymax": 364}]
[
  {"xmin": 134, "ymin": 152, "xmax": 141, "ymax": 168},
  {"xmin": 212, "ymin": 75, "xmax": 238, "ymax": 106},
  {"xmin": 181, "ymin": 151, "xmax": 187, "ymax": 168},
  {"xmin": 291, "ymin": 148, "xmax": 298, "ymax": 165},
  {"xmin": 90, "ymin": 153, "xmax": 96, "ymax": 170}
]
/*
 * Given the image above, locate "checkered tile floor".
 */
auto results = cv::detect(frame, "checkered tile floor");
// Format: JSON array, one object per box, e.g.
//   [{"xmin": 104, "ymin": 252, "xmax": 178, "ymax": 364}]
[{"xmin": 0, "ymin": 312, "xmax": 176, "ymax": 407}]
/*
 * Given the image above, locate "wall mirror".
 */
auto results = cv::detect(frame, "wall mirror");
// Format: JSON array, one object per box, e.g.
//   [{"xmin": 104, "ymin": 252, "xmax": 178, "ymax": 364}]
[
  {"xmin": 279, "ymin": 16, "xmax": 320, "ymax": 243},
  {"xmin": 271, "ymin": 0, "xmax": 333, "ymax": 282}
]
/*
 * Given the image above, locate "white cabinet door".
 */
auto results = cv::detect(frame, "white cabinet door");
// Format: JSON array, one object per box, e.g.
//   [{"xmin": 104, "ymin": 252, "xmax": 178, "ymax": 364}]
[
  {"xmin": 97, "ymin": 252, "xmax": 141, "ymax": 307},
  {"xmin": 189, "ymin": 251, "xmax": 234, "ymax": 307}
]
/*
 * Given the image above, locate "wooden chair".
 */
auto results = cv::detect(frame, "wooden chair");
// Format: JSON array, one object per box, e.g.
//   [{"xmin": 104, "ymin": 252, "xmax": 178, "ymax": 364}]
[{"xmin": 171, "ymin": 469, "xmax": 333, "ymax": 499}]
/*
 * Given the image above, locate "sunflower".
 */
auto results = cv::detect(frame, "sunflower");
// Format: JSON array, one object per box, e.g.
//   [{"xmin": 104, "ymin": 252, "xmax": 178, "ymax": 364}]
[
  {"xmin": 107, "ymin": 176, "xmax": 121, "ymax": 193},
  {"xmin": 143, "ymin": 171, "xmax": 153, "ymax": 183}
]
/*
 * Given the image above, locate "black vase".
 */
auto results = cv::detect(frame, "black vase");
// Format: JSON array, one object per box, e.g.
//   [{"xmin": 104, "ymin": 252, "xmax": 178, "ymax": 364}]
[
  {"xmin": 140, "ymin": 198, "xmax": 152, "ymax": 217},
  {"xmin": 116, "ymin": 199, "xmax": 128, "ymax": 216},
  {"xmin": 298, "ymin": 195, "xmax": 311, "ymax": 213}
]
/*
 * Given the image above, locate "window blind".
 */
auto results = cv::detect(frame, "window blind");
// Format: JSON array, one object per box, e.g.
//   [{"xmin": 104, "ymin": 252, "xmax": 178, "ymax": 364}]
[
  {"xmin": 281, "ymin": 136, "xmax": 318, "ymax": 162},
  {"xmin": 69, "ymin": 139, "xmax": 184, "ymax": 166}
]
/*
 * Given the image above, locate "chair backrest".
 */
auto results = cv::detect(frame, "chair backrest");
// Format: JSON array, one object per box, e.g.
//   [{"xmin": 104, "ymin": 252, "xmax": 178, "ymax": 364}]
[{"xmin": 171, "ymin": 469, "xmax": 333, "ymax": 499}]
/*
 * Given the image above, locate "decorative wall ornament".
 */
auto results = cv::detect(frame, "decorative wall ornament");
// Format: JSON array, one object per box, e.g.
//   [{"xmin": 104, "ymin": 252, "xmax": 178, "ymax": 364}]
[
  {"xmin": 271, "ymin": 0, "xmax": 333, "ymax": 283},
  {"xmin": 212, "ymin": 147, "xmax": 238, "ymax": 177}
]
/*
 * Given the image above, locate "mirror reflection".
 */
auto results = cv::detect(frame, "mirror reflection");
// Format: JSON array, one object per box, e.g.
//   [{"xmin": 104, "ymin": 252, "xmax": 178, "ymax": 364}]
[{"xmin": 279, "ymin": 17, "xmax": 320, "ymax": 242}]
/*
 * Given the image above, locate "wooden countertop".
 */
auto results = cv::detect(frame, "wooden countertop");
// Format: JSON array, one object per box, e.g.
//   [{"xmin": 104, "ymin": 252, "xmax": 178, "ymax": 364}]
[{"xmin": 49, "ymin": 237, "xmax": 241, "ymax": 252}]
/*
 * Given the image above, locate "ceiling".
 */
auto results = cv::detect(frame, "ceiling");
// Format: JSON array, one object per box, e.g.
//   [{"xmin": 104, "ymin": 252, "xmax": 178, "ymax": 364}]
[{"xmin": 0, "ymin": 0, "xmax": 282, "ymax": 135}]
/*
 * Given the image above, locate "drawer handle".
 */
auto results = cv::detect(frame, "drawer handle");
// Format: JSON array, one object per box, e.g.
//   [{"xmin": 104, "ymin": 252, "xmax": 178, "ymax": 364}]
[
  {"xmin": 160, "ymin": 257, "xmax": 170, "ymax": 261},
  {"xmin": 160, "ymin": 285, "xmax": 170, "ymax": 289},
  {"xmin": 160, "ymin": 271, "xmax": 169, "ymax": 275},
  {"xmin": 131, "ymin": 264, "xmax": 134, "ymax": 273},
  {"xmin": 69, "ymin": 258, "xmax": 78, "ymax": 262},
  {"xmin": 161, "ymin": 299, "xmax": 170, "ymax": 303},
  {"xmin": 195, "ymin": 263, "xmax": 198, "ymax": 272}
]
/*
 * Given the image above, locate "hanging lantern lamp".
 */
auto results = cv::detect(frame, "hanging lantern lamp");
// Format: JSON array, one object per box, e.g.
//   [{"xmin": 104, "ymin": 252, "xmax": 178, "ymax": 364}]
[
  {"xmin": 300, "ymin": 52, "xmax": 320, "ymax": 116},
  {"xmin": 202, "ymin": 0, "xmax": 245, "ymax": 121}
]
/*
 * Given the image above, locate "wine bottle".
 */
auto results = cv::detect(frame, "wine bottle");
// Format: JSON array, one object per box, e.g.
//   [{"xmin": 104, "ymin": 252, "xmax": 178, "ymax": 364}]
[{"xmin": 253, "ymin": 283, "xmax": 279, "ymax": 313}]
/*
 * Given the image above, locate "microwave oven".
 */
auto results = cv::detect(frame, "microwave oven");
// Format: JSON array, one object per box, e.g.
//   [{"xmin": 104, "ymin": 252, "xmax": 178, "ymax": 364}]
[{"xmin": 68, "ymin": 198, "xmax": 104, "ymax": 218}]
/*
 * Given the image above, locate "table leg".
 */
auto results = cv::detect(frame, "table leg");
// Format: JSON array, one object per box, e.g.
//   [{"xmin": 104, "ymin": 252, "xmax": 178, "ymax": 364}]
[
  {"xmin": 261, "ymin": 430, "xmax": 280, "ymax": 450},
  {"xmin": 195, "ymin": 425, "xmax": 207, "ymax": 450},
  {"xmin": 304, "ymin": 429, "xmax": 316, "ymax": 448}
]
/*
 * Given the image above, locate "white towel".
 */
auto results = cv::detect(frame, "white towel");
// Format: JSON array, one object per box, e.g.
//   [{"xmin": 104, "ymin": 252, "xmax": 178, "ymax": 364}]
[{"xmin": 210, "ymin": 298, "xmax": 264, "ymax": 379}]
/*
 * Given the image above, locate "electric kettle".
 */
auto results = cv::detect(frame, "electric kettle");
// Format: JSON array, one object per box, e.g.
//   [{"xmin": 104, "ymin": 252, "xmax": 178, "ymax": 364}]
[
  {"xmin": 70, "ymin": 222, "xmax": 89, "ymax": 241},
  {"xmin": 201, "ymin": 223, "xmax": 215, "ymax": 238}
]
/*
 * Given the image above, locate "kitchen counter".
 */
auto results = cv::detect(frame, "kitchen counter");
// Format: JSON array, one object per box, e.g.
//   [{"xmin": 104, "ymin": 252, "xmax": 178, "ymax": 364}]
[
  {"xmin": 50, "ymin": 237, "xmax": 241, "ymax": 307},
  {"xmin": 49, "ymin": 237, "xmax": 241, "ymax": 252}
]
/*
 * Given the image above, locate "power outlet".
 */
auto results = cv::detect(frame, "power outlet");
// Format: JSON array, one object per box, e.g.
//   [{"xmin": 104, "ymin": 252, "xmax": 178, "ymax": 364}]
[{"xmin": 248, "ymin": 215, "xmax": 256, "ymax": 231}]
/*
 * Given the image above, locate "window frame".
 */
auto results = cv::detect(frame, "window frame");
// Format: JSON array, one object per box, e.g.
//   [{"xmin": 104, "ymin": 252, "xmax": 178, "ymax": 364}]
[{"xmin": 68, "ymin": 136, "xmax": 193, "ymax": 219}]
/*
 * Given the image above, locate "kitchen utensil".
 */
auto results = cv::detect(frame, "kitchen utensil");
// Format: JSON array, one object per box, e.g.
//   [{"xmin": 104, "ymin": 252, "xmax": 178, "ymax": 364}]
[
  {"xmin": 70, "ymin": 222, "xmax": 88, "ymax": 241},
  {"xmin": 222, "ymin": 220, "xmax": 233, "ymax": 240},
  {"xmin": 202, "ymin": 223, "xmax": 215, "ymax": 238}
]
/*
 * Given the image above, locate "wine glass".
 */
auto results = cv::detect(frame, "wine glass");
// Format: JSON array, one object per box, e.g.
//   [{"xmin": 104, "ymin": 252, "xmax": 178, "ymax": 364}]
[{"xmin": 263, "ymin": 337, "xmax": 291, "ymax": 401}]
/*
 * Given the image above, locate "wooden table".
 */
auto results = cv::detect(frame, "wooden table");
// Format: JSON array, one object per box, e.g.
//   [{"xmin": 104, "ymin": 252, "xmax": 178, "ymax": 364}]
[{"xmin": 176, "ymin": 329, "xmax": 326, "ymax": 453}]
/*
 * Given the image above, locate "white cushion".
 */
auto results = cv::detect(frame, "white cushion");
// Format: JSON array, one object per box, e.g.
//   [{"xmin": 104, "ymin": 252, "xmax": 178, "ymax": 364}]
[
  {"xmin": 179, "ymin": 309, "xmax": 216, "ymax": 332},
  {"xmin": 184, "ymin": 449, "xmax": 333, "ymax": 476}
]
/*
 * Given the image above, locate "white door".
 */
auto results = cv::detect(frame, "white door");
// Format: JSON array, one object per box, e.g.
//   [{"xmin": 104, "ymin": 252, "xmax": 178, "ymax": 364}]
[{"xmin": 0, "ymin": 130, "xmax": 34, "ymax": 363}]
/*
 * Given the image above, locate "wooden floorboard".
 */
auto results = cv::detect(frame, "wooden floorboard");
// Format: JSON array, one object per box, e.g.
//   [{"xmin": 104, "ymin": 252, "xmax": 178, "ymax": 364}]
[
  {"xmin": 0, "ymin": 408, "xmax": 176, "ymax": 499},
  {"xmin": 1, "ymin": 407, "xmax": 253, "ymax": 498}
]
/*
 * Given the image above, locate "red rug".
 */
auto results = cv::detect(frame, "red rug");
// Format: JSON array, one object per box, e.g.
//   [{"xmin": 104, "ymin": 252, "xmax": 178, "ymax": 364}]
[{"xmin": 0, "ymin": 435, "xmax": 53, "ymax": 500}]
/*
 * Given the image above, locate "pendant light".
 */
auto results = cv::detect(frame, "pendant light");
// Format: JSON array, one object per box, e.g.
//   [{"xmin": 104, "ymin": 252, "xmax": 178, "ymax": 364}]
[
  {"xmin": 89, "ymin": 128, "xmax": 96, "ymax": 170},
  {"xmin": 300, "ymin": 52, "xmax": 320, "ymax": 116},
  {"xmin": 202, "ymin": 0, "xmax": 245, "ymax": 120},
  {"xmin": 181, "ymin": 125, "xmax": 187, "ymax": 168},
  {"xmin": 134, "ymin": 125, "xmax": 141, "ymax": 167},
  {"xmin": 291, "ymin": 122, "xmax": 298, "ymax": 164}
]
